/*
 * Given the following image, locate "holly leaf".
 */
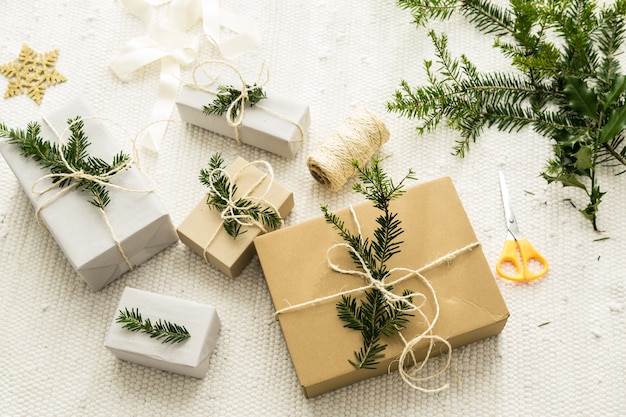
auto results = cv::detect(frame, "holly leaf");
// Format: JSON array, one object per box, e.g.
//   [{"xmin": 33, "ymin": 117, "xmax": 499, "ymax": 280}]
[
  {"xmin": 555, "ymin": 173, "xmax": 588, "ymax": 190},
  {"xmin": 599, "ymin": 104, "xmax": 626, "ymax": 144},
  {"xmin": 603, "ymin": 74, "xmax": 626, "ymax": 108},
  {"xmin": 573, "ymin": 146, "xmax": 593, "ymax": 170},
  {"xmin": 564, "ymin": 76, "xmax": 598, "ymax": 120}
]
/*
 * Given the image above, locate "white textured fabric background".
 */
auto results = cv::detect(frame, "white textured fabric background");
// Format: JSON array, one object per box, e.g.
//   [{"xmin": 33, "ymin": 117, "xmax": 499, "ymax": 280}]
[{"xmin": 1, "ymin": 1, "xmax": 625, "ymax": 416}]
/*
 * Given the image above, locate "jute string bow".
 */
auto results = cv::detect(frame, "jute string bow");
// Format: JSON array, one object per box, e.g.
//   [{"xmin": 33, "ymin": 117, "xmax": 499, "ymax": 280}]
[
  {"xmin": 187, "ymin": 60, "xmax": 306, "ymax": 144},
  {"xmin": 202, "ymin": 160, "xmax": 284, "ymax": 262},
  {"xmin": 275, "ymin": 206, "xmax": 480, "ymax": 393}
]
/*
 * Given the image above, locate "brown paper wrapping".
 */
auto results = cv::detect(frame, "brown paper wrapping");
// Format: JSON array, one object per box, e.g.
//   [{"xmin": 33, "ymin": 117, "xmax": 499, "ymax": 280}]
[
  {"xmin": 254, "ymin": 176, "xmax": 509, "ymax": 397},
  {"xmin": 177, "ymin": 157, "xmax": 294, "ymax": 278}
]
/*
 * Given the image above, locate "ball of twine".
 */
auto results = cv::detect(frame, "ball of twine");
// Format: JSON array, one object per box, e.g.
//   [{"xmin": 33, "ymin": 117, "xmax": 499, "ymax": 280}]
[{"xmin": 307, "ymin": 108, "xmax": 390, "ymax": 191}]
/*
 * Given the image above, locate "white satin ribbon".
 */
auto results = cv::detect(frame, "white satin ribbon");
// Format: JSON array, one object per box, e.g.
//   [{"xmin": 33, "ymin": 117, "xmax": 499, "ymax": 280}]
[{"xmin": 110, "ymin": 0, "xmax": 261, "ymax": 153}]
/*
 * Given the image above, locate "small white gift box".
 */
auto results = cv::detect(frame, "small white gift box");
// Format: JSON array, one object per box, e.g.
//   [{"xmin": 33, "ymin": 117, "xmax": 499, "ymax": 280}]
[
  {"xmin": 176, "ymin": 73, "xmax": 310, "ymax": 159},
  {"xmin": 105, "ymin": 287, "xmax": 221, "ymax": 378}
]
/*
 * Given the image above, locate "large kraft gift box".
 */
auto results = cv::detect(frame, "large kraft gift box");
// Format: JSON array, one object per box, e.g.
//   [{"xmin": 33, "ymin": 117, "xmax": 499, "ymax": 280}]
[
  {"xmin": 177, "ymin": 157, "xmax": 294, "ymax": 278},
  {"xmin": 0, "ymin": 99, "xmax": 179, "ymax": 291},
  {"xmin": 176, "ymin": 73, "xmax": 310, "ymax": 159},
  {"xmin": 254, "ymin": 176, "xmax": 510, "ymax": 398}
]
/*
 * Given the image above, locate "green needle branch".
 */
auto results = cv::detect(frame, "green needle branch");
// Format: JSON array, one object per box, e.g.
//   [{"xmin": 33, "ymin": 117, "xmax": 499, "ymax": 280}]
[
  {"xmin": 322, "ymin": 158, "xmax": 417, "ymax": 370},
  {"xmin": 116, "ymin": 308, "xmax": 191, "ymax": 344},
  {"xmin": 390, "ymin": 0, "xmax": 626, "ymax": 230},
  {"xmin": 0, "ymin": 117, "xmax": 131, "ymax": 210},
  {"xmin": 200, "ymin": 153, "xmax": 282, "ymax": 238},
  {"xmin": 203, "ymin": 83, "xmax": 266, "ymax": 120}
]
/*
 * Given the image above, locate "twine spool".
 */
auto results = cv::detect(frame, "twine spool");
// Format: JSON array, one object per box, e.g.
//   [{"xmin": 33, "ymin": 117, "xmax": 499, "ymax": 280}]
[{"xmin": 307, "ymin": 108, "xmax": 390, "ymax": 191}]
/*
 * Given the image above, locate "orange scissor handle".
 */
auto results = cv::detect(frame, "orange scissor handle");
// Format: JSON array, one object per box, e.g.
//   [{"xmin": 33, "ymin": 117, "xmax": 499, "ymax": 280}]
[{"xmin": 496, "ymin": 238, "xmax": 548, "ymax": 282}]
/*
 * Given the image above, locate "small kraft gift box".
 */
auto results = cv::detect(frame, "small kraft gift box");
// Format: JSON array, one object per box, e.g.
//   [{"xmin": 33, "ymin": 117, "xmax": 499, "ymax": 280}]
[
  {"xmin": 0, "ymin": 99, "xmax": 179, "ymax": 291},
  {"xmin": 254, "ymin": 176, "xmax": 510, "ymax": 398},
  {"xmin": 176, "ymin": 71, "xmax": 310, "ymax": 159},
  {"xmin": 105, "ymin": 287, "xmax": 221, "ymax": 378},
  {"xmin": 177, "ymin": 156, "xmax": 294, "ymax": 278}
]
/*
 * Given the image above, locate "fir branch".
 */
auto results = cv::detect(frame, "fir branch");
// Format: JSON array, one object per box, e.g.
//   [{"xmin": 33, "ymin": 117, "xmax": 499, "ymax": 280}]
[
  {"xmin": 199, "ymin": 153, "xmax": 282, "ymax": 238},
  {"xmin": 391, "ymin": 0, "xmax": 626, "ymax": 230},
  {"xmin": 116, "ymin": 308, "xmax": 191, "ymax": 344},
  {"xmin": 323, "ymin": 158, "xmax": 417, "ymax": 370},
  {"xmin": 202, "ymin": 84, "xmax": 266, "ymax": 119},
  {"xmin": 462, "ymin": 0, "xmax": 515, "ymax": 36},
  {"xmin": 397, "ymin": 0, "xmax": 460, "ymax": 27},
  {"xmin": 0, "ymin": 117, "xmax": 131, "ymax": 210}
]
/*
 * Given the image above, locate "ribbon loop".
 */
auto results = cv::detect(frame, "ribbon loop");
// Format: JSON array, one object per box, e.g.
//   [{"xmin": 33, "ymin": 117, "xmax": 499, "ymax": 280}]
[{"xmin": 110, "ymin": 0, "xmax": 261, "ymax": 153}]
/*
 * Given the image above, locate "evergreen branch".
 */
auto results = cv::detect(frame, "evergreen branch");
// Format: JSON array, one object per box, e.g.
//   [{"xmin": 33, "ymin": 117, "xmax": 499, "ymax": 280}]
[
  {"xmin": 397, "ymin": 0, "xmax": 460, "ymax": 27},
  {"xmin": 337, "ymin": 295, "xmax": 365, "ymax": 331},
  {"xmin": 390, "ymin": 0, "xmax": 626, "ymax": 230},
  {"xmin": 116, "ymin": 308, "xmax": 191, "ymax": 344},
  {"xmin": 0, "ymin": 117, "xmax": 131, "ymax": 210},
  {"xmin": 462, "ymin": 0, "xmax": 515, "ymax": 36},
  {"xmin": 321, "ymin": 205, "xmax": 376, "ymax": 273},
  {"xmin": 602, "ymin": 135, "xmax": 626, "ymax": 166},
  {"xmin": 200, "ymin": 153, "xmax": 282, "ymax": 238},
  {"xmin": 350, "ymin": 339, "xmax": 387, "ymax": 370},
  {"xmin": 202, "ymin": 84, "xmax": 266, "ymax": 119},
  {"xmin": 322, "ymin": 159, "xmax": 417, "ymax": 370},
  {"xmin": 592, "ymin": 8, "xmax": 626, "ymax": 89}
]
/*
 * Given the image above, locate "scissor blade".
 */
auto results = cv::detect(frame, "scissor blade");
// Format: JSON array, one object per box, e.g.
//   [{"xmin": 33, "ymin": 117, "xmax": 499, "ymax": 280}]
[{"xmin": 498, "ymin": 171, "xmax": 522, "ymax": 239}]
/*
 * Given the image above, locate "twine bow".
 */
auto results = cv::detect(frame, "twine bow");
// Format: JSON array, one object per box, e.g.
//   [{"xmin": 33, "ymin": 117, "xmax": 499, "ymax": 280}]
[
  {"xmin": 202, "ymin": 160, "xmax": 283, "ymax": 261},
  {"xmin": 34, "ymin": 116, "xmax": 156, "ymax": 271},
  {"xmin": 188, "ymin": 60, "xmax": 306, "ymax": 144},
  {"xmin": 32, "ymin": 161, "xmax": 133, "ymax": 223},
  {"xmin": 110, "ymin": 0, "xmax": 261, "ymax": 153}
]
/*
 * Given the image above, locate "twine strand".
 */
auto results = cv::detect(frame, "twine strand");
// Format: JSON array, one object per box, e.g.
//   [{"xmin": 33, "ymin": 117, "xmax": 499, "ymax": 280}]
[
  {"xmin": 273, "ymin": 242, "xmax": 479, "ymax": 315},
  {"xmin": 99, "ymin": 207, "xmax": 134, "ymax": 271}
]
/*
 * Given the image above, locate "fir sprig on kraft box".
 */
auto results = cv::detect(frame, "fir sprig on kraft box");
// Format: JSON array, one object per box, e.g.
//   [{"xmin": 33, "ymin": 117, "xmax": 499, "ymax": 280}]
[
  {"xmin": 321, "ymin": 158, "xmax": 418, "ymax": 369},
  {"xmin": 390, "ymin": 0, "xmax": 626, "ymax": 230},
  {"xmin": 200, "ymin": 153, "xmax": 282, "ymax": 238}
]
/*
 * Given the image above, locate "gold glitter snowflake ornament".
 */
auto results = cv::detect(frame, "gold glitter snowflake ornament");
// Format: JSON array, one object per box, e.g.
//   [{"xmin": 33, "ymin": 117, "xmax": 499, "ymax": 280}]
[{"xmin": 0, "ymin": 44, "xmax": 67, "ymax": 105}]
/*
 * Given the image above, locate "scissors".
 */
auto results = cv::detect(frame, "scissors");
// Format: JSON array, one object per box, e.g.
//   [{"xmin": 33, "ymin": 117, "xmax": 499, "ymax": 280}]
[{"xmin": 496, "ymin": 171, "xmax": 548, "ymax": 282}]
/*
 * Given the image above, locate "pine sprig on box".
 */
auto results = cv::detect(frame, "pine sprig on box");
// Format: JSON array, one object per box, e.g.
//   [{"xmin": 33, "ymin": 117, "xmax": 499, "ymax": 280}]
[
  {"xmin": 0, "ymin": 117, "xmax": 131, "ymax": 209},
  {"xmin": 116, "ymin": 307, "xmax": 191, "ymax": 344}
]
